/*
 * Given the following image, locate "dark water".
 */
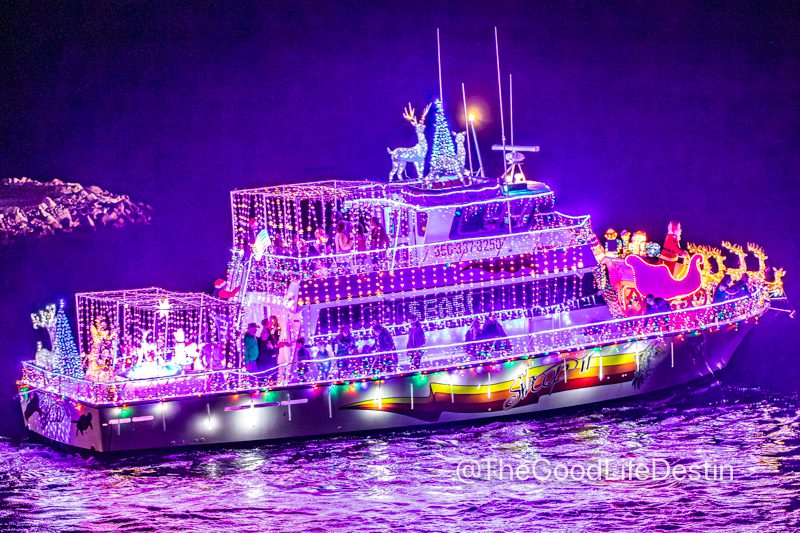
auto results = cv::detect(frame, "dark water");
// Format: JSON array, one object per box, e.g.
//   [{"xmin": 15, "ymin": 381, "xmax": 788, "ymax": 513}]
[{"xmin": 0, "ymin": 383, "xmax": 798, "ymax": 531}]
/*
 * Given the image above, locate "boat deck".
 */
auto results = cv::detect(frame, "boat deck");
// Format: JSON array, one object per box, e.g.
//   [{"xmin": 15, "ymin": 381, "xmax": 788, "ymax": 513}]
[{"xmin": 19, "ymin": 291, "xmax": 769, "ymax": 407}]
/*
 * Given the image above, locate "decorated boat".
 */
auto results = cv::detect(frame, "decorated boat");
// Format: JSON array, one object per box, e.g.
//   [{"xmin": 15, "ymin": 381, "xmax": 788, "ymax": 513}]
[{"xmin": 17, "ymin": 98, "xmax": 787, "ymax": 453}]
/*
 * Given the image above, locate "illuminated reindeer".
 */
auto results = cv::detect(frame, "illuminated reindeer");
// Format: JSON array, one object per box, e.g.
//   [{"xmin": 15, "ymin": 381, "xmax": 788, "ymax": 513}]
[
  {"xmin": 747, "ymin": 243, "xmax": 786, "ymax": 298},
  {"xmin": 721, "ymin": 241, "xmax": 747, "ymax": 281},
  {"xmin": 766, "ymin": 267, "xmax": 787, "ymax": 298},
  {"xmin": 746, "ymin": 243, "xmax": 768, "ymax": 280},
  {"xmin": 686, "ymin": 243, "xmax": 726, "ymax": 285},
  {"xmin": 387, "ymin": 103, "xmax": 431, "ymax": 182}
]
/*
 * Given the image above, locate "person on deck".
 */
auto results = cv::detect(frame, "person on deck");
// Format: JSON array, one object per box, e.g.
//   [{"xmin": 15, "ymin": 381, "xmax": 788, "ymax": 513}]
[
  {"xmin": 291, "ymin": 234, "xmax": 309, "ymax": 256},
  {"xmin": 293, "ymin": 337, "xmax": 312, "ymax": 381},
  {"xmin": 354, "ymin": 222, "xmax": 368, "ymax": 252},
  {"xmin": 371, "ymin": 321, "xmax": 397, "ymax": 373},
  {"xmin": 480, "ymin": 313, "xmax": 508, "ymax": 350},
  {"xmin": 369, "ymin": 217, "xmax": 391, "ymax": 250},
  {"xmin": 335, "ymin": 221, "xmax": 355, "ymax": 254},
  {"xmin": 406, "ymin": 315, "xmax": 426, "ymax": 369},
  {"xmin": 713, "ymin": 274, "xmax": 736, "ymax": 303},
  {"xmin": 333, "ymin": 324, "xmax": 357, "ymax": 377},
  {"xmin": 480, "ymin": 313, "xmax": 507, "ymax": 339},
  {"xmin": 259, "ymin": 316, "xmax": 282, "ymax": 371},
  {"xmin": 313, "ymin": 228, "xmax": 331, "ymax": 255},
  {"xmin": 465, "ymin": 317, "xmax": 483, "ymax": 356},
  {"xmin": 87, "ymin": 315, "xmax": 116, "ymax": 381},
  {"xmin": 327, "ymin": 211, "xmax": 344, "ymax": 242},
  {"xmin": 729, "ymin": 272, "xmax": 751, "ymax": 296},
  {"xmin": 243, "ymin": 323, "xmax": 259, "ymax": 373}
]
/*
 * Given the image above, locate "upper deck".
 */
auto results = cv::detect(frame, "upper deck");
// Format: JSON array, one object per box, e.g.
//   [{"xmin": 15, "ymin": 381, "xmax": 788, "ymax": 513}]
[{"xmin": 228, "ymin": 178, "xmax": 601, "ymax": 300}]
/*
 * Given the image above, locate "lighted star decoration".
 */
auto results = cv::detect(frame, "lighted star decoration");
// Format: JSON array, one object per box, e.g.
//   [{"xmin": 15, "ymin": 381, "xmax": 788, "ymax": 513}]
[{"xmin": 157, "ymin": 297, "xmax": 171, "ymax": 318}]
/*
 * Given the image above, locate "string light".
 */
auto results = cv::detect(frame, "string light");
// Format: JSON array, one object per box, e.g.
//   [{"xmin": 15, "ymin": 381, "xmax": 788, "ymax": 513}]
[
  {"xmin": 21, "ymin": 291, "xmax": 768, "ymax": 406},
  {"xmin": 428, "ymin": 99, "xmax": 466, "ymax": 181}
]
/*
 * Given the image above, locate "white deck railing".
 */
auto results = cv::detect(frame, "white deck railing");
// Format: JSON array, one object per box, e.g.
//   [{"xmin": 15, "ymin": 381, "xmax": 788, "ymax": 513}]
[
  {"xmin": 19, "ymin": 290, "xmax": 768, "ymax": 406},
  {"xmin": 240, "ymin": 213, "xmax": 597, "ymax": 295}
]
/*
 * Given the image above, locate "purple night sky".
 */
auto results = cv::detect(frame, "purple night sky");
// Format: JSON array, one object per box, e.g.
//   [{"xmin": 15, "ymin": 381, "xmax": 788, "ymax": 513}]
[{"xmin": 0, "ymin": 1, "xmax": 798, "ymax": 430}]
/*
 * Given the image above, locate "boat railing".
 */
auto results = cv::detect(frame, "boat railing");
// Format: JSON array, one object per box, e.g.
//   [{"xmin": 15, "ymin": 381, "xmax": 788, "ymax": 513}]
[
  {"xmin": 252, "ymin": 288, "xmax": 768, "ymax": 386},
  {"xmin": 19, "ymin": 289, "xmax": 768, "ymax": 405},
  {"xmin": 245, "ymin": 214, "xmax": 597, "ymax": 294}
]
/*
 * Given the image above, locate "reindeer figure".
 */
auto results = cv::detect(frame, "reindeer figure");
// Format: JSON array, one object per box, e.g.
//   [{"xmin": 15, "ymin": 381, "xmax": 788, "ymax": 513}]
[
  {"xmin": 687, "ymin": 243, "xmax": 727, "ymax": 285},
  {"xmin": 721, "ymin": 241, "xmax": 747, "ymax": 281},
  {"xmin": 747, "ymin": 243, "xmax": 768, "ymax": 280},
  {"xmin": 387, "ymin": 103, "xmax": 431, "ymax": 182},
  {"xmin": 766, "ymin": 267, "xmax": 786, "ymax": 298}
]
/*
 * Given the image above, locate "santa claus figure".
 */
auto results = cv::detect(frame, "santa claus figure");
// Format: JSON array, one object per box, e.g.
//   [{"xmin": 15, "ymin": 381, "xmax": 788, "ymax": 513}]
[{"xmin": 660, "ymin": 220, "xmax": 687, "ymax": 274}]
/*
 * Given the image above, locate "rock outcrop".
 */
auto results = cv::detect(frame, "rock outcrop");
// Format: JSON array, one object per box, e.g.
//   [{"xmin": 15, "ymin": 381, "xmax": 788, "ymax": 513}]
[{"xmin": 0, "ymin": 177, "xmax": 152, "ymax": 242}]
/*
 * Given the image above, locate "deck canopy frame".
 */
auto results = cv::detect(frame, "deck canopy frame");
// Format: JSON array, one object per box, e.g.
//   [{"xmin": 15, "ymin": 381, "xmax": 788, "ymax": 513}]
[
  {"xmin": 75, "ymin": 287, "xmax": 242, "ymax": 368},
  {"xmin": 230, "ymin": 180, "xmax": 389, "ymax": 250}
]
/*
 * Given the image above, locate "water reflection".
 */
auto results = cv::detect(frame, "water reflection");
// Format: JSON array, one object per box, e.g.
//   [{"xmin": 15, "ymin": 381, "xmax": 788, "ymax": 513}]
[{"xmin": 0, "ymin": 383, "xmax": 798, "ymax": 530}]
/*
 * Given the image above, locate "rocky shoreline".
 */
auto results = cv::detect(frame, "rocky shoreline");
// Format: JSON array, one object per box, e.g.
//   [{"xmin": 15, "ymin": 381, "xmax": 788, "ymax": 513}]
[{"xmin": 0, "ymin": 177, "xmax": 152, "ymax": 242}]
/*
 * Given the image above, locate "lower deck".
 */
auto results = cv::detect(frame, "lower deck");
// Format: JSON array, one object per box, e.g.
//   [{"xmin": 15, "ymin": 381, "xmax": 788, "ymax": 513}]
[
  {"xmin": 19, "ymin": 291, "xmax": 767, "ymax": 409},
  {"xmin": 19, "ymin": 324, "xmax": 752, "ymax": 452}
]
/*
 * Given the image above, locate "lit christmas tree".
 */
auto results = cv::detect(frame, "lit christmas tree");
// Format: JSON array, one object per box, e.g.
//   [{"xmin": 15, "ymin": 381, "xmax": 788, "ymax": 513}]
[
  {"xmin": 53, "ymin": 300, "xmax": 84, "ymax": 378},
  {"xmin": 427, "ymin": 99, "xmax": 463, "ymax": 180}
]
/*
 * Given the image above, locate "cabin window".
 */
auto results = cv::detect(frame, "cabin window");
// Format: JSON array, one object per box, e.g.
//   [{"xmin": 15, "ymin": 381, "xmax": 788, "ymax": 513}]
[{"xmin": 450, "ymin": 199, "xmax": 535, "ymax": 237}]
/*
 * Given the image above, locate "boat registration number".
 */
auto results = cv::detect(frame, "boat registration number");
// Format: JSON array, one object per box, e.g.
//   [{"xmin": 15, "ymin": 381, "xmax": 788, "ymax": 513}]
[{"xmin": 431, "ymin": 237, "xmax": 506, "ymax": 259}]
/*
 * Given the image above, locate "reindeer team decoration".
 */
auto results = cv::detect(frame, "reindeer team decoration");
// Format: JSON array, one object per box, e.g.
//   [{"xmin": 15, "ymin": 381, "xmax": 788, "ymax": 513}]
[
  {"xmin": 747, "ymin": 243, "xmax": 786, "ymax": 298},
  {"xmin": 721, "ymin": 241, "xmax": 748, "ymax": 281},
  {"xmin": 687, "ymin": 243, "xmax": 727, "ymax": 286},
  {"xmin": 685, "ymin": 240, "xmax": 786, "ymax": 299},
  {"xmin": 747, "ymin": 243, "xmax": 768, "ymax": 280},
  {"xmin": 387, "ymin": 103, "xmax": 431, "ymax": 182}
]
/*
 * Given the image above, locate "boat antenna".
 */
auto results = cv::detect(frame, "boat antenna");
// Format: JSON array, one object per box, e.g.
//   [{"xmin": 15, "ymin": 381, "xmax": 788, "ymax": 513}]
[
  {"xmin": 437, "ymin": 28, "xmax": 444, "ymax": 105},
  {"xmin": 509, "ymin": 74, "xmax": 514, "ymax": 146},
  {"xmin": 461, "ymin": 82, "xmax": 474, "ymax": 179},
  {"xmin": 494, "ymin": 27, "xmax": 508, "ymax": 183}
]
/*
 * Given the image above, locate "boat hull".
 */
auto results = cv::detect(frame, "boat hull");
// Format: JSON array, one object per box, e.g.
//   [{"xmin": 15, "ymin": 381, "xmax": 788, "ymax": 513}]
[{"xmin": 18, "ymin": 325, "xmax": 749, "ymax": 453}]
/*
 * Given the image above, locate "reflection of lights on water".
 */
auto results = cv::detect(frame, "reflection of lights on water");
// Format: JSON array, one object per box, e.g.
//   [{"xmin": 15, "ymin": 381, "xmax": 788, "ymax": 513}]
[{"xmin": 245, "ymin": 487, "xmax": 265, "ymax": 499}]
